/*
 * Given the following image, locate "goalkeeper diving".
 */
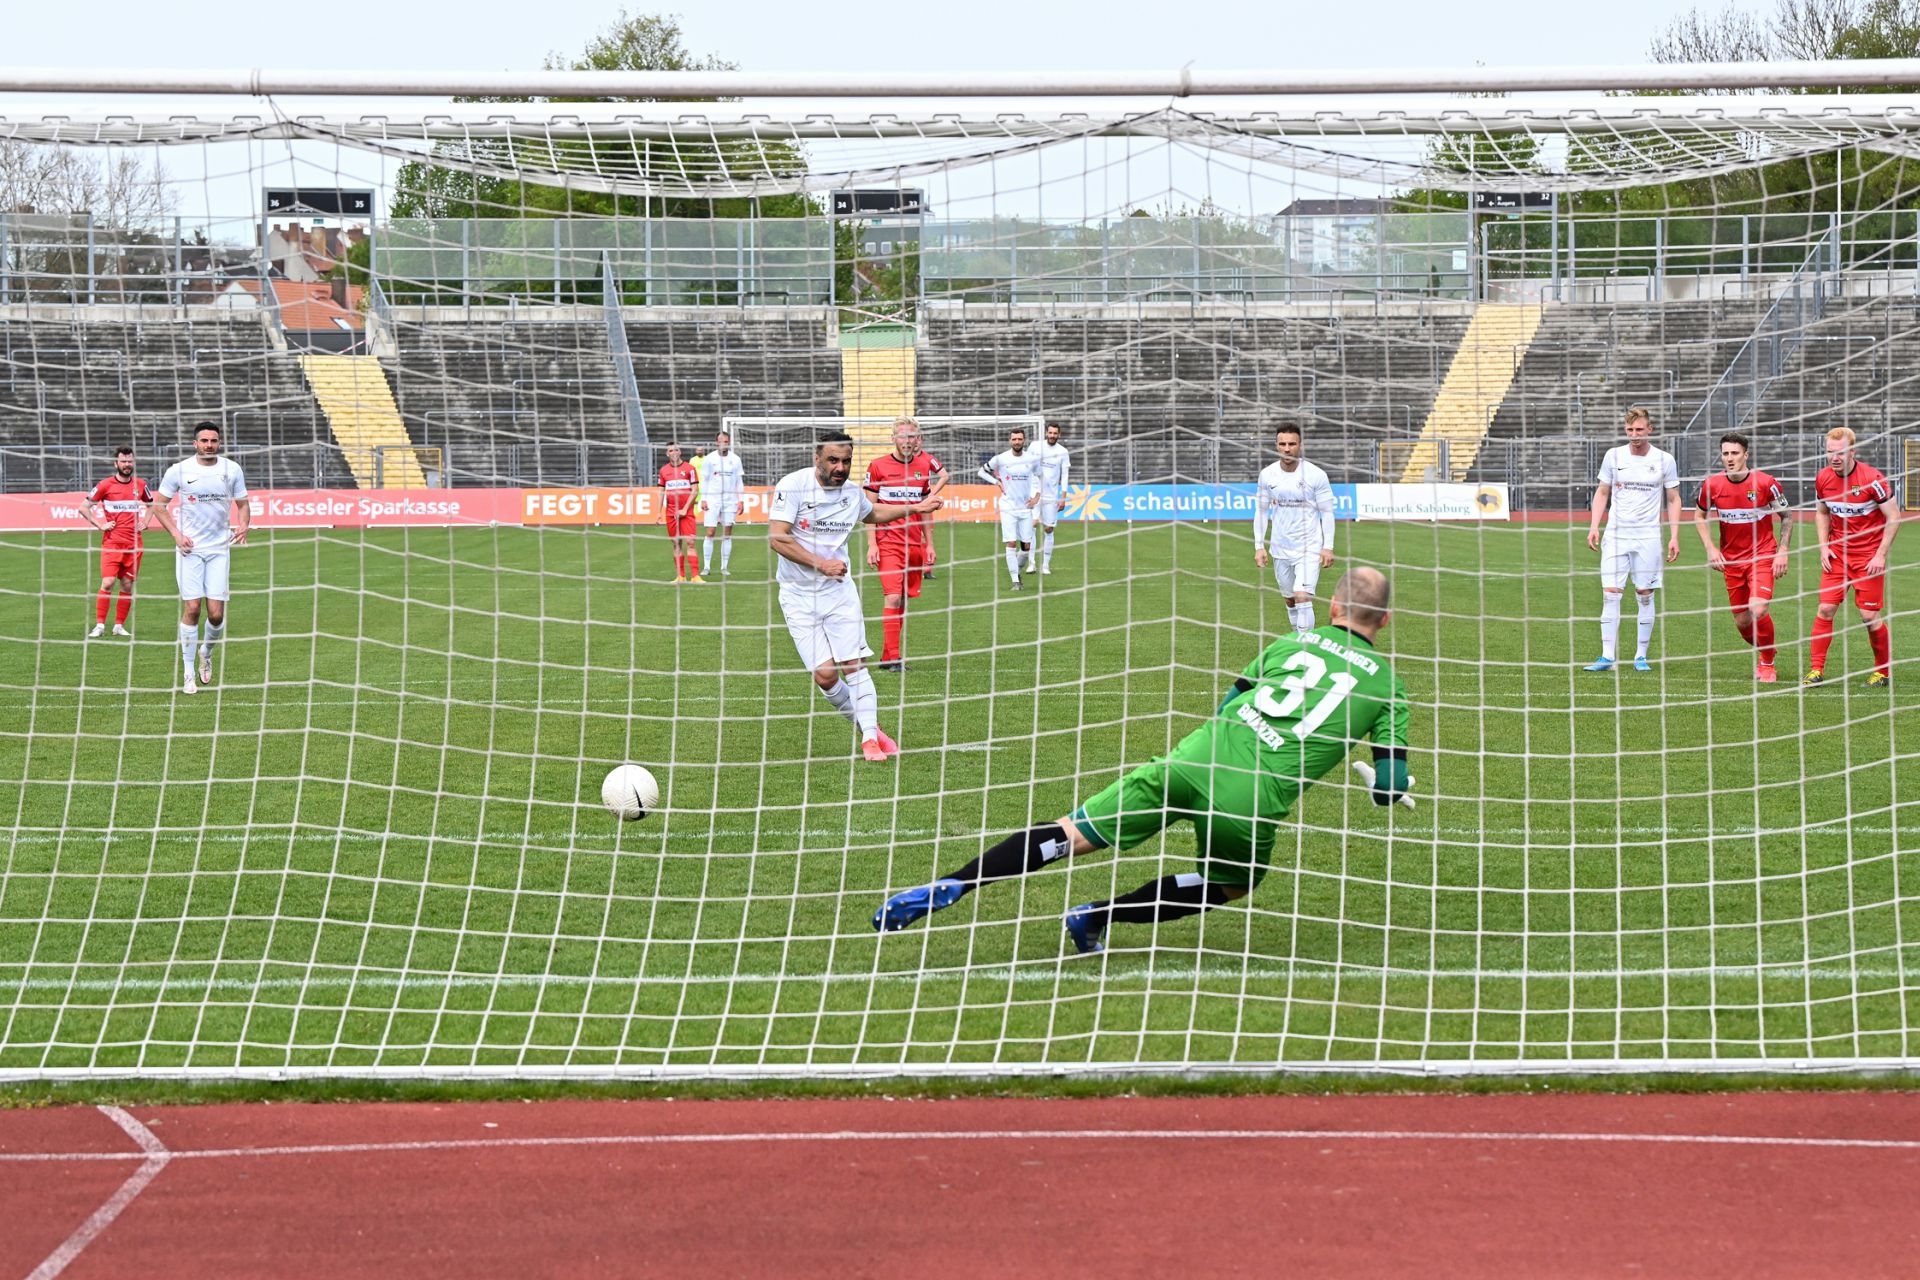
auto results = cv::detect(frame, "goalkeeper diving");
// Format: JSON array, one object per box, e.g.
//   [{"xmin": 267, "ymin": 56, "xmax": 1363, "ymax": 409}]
[{"xmin": 873, "ymin": 567, "xmax": 1414, "ymax": 954}]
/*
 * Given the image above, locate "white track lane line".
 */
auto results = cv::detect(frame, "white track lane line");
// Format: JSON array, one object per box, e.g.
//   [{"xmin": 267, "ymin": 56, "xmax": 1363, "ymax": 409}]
[
  {"xmin": 4, "ymin": 1125, "xmax": 1920, "ymax": 1167},
  {"xmin": 24, "ymin": 1106, "xmax": 171, "ymax": 1279}
]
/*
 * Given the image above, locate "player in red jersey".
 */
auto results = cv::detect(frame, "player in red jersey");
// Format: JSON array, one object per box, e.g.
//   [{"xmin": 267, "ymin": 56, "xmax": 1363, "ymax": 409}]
[
  {"xmin": 864, "ymin": 418, "xmax": 947, "ymax": 671},
  {"xmin": 81, "ymin": 445, "xmax": 153, "ymax": 638},
  {"xmin": 1692, "ymin": 432, "xmax": 1791, "ymax": 683},
  {"xmin": 1808, "ymin": 426, "xmax": 1901, "ymax": 687},
  {"xmin": 656, "ymin": 442, "xmax": 702, "ymax": 583}
]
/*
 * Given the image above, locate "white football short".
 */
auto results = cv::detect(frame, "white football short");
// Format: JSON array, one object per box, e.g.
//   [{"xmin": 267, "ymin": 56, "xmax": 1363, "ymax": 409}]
[
  {"xmin": 176, "ymin": 549, "xmax": 232, "ymax": 601},
  {"xmin": 1601, "ymin": 534, "xmax": 1664, "ymax": 591},
  {"xmin": 703, "ymin": 500, "xmax": 740, "ymax": 529},
  {"xmin": 779, "ymin": 580, "xmax": 872, "ymax": 672},
  {"xmin": 999, "ymin": 507, "xmax": 1037, "ymax": 544},
  {"xmin": 1271, "ymin": 551, "xmax": 1322, "ymax": 598},
  {"xmin": 1036, "ymin": 497, "xmax": 1061, "ymax": 527}
]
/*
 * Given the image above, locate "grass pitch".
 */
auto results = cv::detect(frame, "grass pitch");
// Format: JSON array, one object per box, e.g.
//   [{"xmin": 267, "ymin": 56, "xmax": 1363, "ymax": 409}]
[{"xmin": 2, "ymin": 520, "xmax": 1917, "ymax": 1075}]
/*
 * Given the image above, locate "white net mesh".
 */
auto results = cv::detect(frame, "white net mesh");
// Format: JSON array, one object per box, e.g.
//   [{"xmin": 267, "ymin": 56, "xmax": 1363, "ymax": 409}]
[{"xmin": 0, "ymin": 96, "xmax": 1916, "ymax": 1078}]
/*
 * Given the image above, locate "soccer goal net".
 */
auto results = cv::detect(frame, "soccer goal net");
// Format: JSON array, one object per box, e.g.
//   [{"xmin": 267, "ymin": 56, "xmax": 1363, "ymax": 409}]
[{"xmin": 0, "ymin": 82, "xmax": 1916, "ymax": 1079}]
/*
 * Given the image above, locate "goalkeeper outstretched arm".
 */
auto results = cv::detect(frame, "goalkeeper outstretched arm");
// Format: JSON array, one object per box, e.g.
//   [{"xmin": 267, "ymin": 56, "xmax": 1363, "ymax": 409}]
[{"xmin": 1366, "ymin": 672, "xmax": 1413, "ymax": 805}]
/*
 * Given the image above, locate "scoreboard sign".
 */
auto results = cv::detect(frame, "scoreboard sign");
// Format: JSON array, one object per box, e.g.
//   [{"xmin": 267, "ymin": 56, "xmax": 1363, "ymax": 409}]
[
  {"xmin": 831, "ymin": 189, "xmax": 925, "ymax": 217},
  {"xmin": 264, "ymin": 189, "xmax": 374, "ymax": 217},
  {"xmin": 1470, "ymin": 192, "xmax": 1553, "ymax": 212}
]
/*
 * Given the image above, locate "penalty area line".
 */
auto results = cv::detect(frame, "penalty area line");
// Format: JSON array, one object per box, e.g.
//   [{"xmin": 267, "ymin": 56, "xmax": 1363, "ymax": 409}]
[{"xmin": 0, "ymin": 961, "xmax": 1914, "ymax": 997}]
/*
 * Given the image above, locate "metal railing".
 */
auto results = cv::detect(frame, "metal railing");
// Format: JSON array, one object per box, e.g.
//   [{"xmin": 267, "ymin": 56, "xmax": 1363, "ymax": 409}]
[
  {"xmin": 1681, "ymin": 230, "xmax": 1839, "ymax": 436},
  {"xmin": 603, "ymin": 253, "xmax": 650, "ymax": 456}
]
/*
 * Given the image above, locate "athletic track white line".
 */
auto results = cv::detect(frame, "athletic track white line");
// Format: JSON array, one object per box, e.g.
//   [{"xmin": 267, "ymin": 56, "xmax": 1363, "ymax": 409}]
[
  {"xmin": 4, "ymin": 1125, "xmax": 1920, "ymax": 1166},
  {"xmin": 23, "ymin": 1106, "xmax": 171, "ymax": 1280}
]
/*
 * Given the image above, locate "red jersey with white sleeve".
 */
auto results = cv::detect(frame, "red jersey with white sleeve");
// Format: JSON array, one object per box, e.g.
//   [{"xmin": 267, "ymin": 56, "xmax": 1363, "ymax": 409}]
[
  {"xmin": 864, "ymin": 450, "xmax": 943, "ymax": 548},
  {"xmin": 88, "ymin": 474, "xmax": 153, "ymax": 550},
  {"xmin": 1815, "ymin": 461, "xmax": 1894, "ymax": 560},
  {"xmin": 658, "ymin": 462, "xmax": 698, "ymax": 519},
  {"xmin": 1696, "ymin": 469, "xmax": 1786, "ymax": 563}
]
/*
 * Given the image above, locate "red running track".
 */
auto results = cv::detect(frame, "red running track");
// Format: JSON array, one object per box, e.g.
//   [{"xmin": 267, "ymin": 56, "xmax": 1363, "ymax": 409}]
[{"xmin": 4, "ymin": 1092, "xmax": 1919, "ymax": 1278}]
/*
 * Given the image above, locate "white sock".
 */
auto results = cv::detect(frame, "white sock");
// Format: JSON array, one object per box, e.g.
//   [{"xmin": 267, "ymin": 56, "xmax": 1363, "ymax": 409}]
[
  {"xmin": 1636, "ymin": 594, "xmax": 1657, "ymax": 659},
  {"xmin": 203, "ymin": 620, "xmax": 226, "ymax": 655},
  {"xmin": 178, "ymin": 622, "xmax": 199, "ymax": 677},
  {"xmin": 704, "ymin": 536, "xmax": 715, "ymax": 570},
  {"xmin": 1289, "ymin": 602, "xmax": 1315, "ymax": 633},
  {"xmin": 844, "ymin": 668, "xmax": 879, "ymax": 737},
  {"xmin": 1005, "ymin": 548, "xmax": 1020, "ymax": 581},
  {"xmin": 1600, "ymin": 593, "xmax": 1622, "ymax": 660},
  {"xmin": 821, "ymin": 678, "xmax": 858, "ymax": 726},
  {"xmin": 720, "ymin": 538, "xmax": 733, "ymax": 571},
  {"xmin": 1042, "ymin": 531, "xmax": 1055, "ymax": 567}
]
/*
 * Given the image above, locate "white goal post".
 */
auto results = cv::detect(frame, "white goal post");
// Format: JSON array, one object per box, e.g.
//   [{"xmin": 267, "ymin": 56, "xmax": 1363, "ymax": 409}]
[{"xmin": 0, "ymin": 80, "xmax": 1917, "ymax": 1081}]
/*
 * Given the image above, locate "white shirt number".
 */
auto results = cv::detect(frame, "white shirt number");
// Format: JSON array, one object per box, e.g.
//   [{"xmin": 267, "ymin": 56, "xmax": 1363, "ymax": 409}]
[{"xmin": 1252, "ymin": 651, "xmax": 1358, "ymax": 741}]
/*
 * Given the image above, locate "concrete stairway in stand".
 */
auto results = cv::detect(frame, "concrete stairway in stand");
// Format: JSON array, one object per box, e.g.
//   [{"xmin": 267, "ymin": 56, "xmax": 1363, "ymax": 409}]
[{"xmin": 299, "ymin": 353, "xmax": 430, "ymax": 488}]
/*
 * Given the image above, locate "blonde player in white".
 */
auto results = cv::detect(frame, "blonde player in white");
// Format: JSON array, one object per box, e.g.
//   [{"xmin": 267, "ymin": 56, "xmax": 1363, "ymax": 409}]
[
  {"xmin": 1585, "ymin": 406, "xmax": 1682, "ymax": 672},
  {"xmin": 769, "ymin": 431, "xmax": 944, "ymax": 763},
  {"xmin": 700, "ymin": 429, "xmax": 746, "ymax": 577},
  {"xmin": 146, "ymin": 421, "xmax": 250, "ymax": 695},
  {"xmin": 1252, "ymin": 424, "xmax": 1336, "ymax": 633},
  {"xmin": 1030, "ymin": 421, "xmax": 1072, "ymax": 575},
  {"xmin": 980, "ymin": 426, "xmax": 1041, "ymax": 589}
]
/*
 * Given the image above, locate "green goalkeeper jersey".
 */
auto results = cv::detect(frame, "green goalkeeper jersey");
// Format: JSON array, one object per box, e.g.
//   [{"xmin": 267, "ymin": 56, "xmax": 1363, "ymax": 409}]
[{"xmin": 1172, "ymin": 624, "xmax": 1409, "ymax": 815}]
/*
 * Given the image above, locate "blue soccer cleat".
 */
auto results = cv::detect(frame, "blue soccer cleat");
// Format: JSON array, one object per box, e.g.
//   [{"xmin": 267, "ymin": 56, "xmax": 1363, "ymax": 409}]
[
  {"xmin": 1583, "ymin": 656, "xmax": 1616, "ymax": 672},
  {"xmin": 1632, "ymin": 656, "xmax": 1652, "ymax": 672},
  {"xmin": 1064, "ymin": 903, "xmax": 1106, "ymax": 955},
  {"xmin": 872, "ymin": 878, "xmax": 966, "ymax": 932}
]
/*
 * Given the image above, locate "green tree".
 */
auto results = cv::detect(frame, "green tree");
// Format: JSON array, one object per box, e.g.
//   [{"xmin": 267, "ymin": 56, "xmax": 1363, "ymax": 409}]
[{"xmin": 390, "ymin": 11, "xmax": 814, "ymax": 221}]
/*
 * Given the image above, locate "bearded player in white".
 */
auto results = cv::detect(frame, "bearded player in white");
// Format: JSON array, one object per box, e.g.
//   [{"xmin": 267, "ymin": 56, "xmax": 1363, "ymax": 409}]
[
  {"xmin": 147, "ymin": 421, "xmax": 250, "ymax": 695},
  {"xmin": 1585, "ymin": 406, "xmax": 1682, "ymax": 672},
  {"xmin": 700, "ymin": 430, "xmax": 746, "ymax": 577},
  {"xmin": 1030, "ymin": 422, "xmax": 1072, "ymax": 575},
  {"xmin": 769, "ymin": 431, "xmax": 944, "ymax": 763},
  {"xmin": 1252, "ymin": 424, "xmax": 1337, "ymax": 633},
  {"xmin": 980, "ymin": 426, "xmax": 1041, "ymax": 590}
]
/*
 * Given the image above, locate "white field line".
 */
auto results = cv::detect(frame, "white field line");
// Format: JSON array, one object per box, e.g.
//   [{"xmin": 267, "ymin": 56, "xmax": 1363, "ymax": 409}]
[
  {"xmin": 4, "ymin": 1125, "xmax": 1920, "ymax": 1167},
  {"xmin": 3, "ymin": 821, "xmax": 1909, "ymax": 850},
  {"xmin": 23, "ymin": 1106, "xmax": 171, "ymax": 1280},
  {"xmin": 1, "ymin": 962, "xmax": 1915, "ymax": 996}
]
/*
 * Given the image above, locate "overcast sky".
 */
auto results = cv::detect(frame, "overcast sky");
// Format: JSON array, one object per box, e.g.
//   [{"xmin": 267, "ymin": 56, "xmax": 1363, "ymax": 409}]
[
  {"xmin": 0, "ymin": 0, "xmax": 1739, "ymax": 225},
  {"xmin": 8, "ymin": 0, "xmax": 1704, "ymax": 86}
]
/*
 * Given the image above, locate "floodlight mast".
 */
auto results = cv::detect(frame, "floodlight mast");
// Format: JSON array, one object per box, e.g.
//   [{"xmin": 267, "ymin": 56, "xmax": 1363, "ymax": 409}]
[{"xmin": 3, "ymin": 60, "xmax": 1920, "ymax": 97}]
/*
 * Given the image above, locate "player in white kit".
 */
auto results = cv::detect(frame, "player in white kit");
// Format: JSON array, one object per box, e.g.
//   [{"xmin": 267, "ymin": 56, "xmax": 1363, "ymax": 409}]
[
  {"xmin": 147, "ymin": 422, "xmax": 250, "ymax": 695},
  {"xmin": 769, "ymin": 431, "xmax": 945, "ymax": 763},
  {"xmin": 1029, "ymin": 422, "xmax": 1071, "ymax": 575},
  {"xmin": 980, "ymin": 426, "xmax": 1041, "ymax": 589},
  {"xmin": 1585, "ymin": 406, "xmax": 1683, "ymax": 672},
  {"xmin": 700, "ymin": 430, "xmax": 746, "ymax": 577},
  {"xmin": 1252, "ymin": 425, "xmax": 1337, "ymax": 633}
]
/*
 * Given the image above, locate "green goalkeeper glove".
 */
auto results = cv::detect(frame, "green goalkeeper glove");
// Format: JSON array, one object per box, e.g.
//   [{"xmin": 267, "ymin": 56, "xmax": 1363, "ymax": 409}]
[{"xmin": 1351, "ymin": 759, "xmax": 1416, "ymax": 809}]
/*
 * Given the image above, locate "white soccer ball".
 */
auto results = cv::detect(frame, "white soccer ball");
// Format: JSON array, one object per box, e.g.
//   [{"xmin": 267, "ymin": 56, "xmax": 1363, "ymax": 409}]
[{"xmin": 600, "ymin": 764, "xmax": 660, "ymax": 821}]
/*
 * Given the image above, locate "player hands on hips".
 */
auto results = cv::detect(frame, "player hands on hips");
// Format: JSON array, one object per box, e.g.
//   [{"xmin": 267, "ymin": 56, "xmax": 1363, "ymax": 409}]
[
  {"xmin": 872, "ymin": 568, "xmax": 1413, "ymax": 955},
  {"xmin": 768, "ymin": 431, "xmax": 944, "ymax": 763},
  {"xmin": 658, "ymin": 443, "xmax": 702, "ymax": 582},
  {"xmin": 1693, "ymin": 432, "xmax": 1790, "ymax": 683},
  {"xmin": 83, "ymin": 444, "xmax": 151, "ymax": 638},
  {"xmin": 1584, "ymin": 407, "xmax": 1682, "ymax": 673},
  {"xmin": 1252, "ymin": 424, "xmax": 1337, "ymax": 633},
  {"xmin": 1807, "ymin": 426, "xmax": 1900, "ymax": 688}
]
